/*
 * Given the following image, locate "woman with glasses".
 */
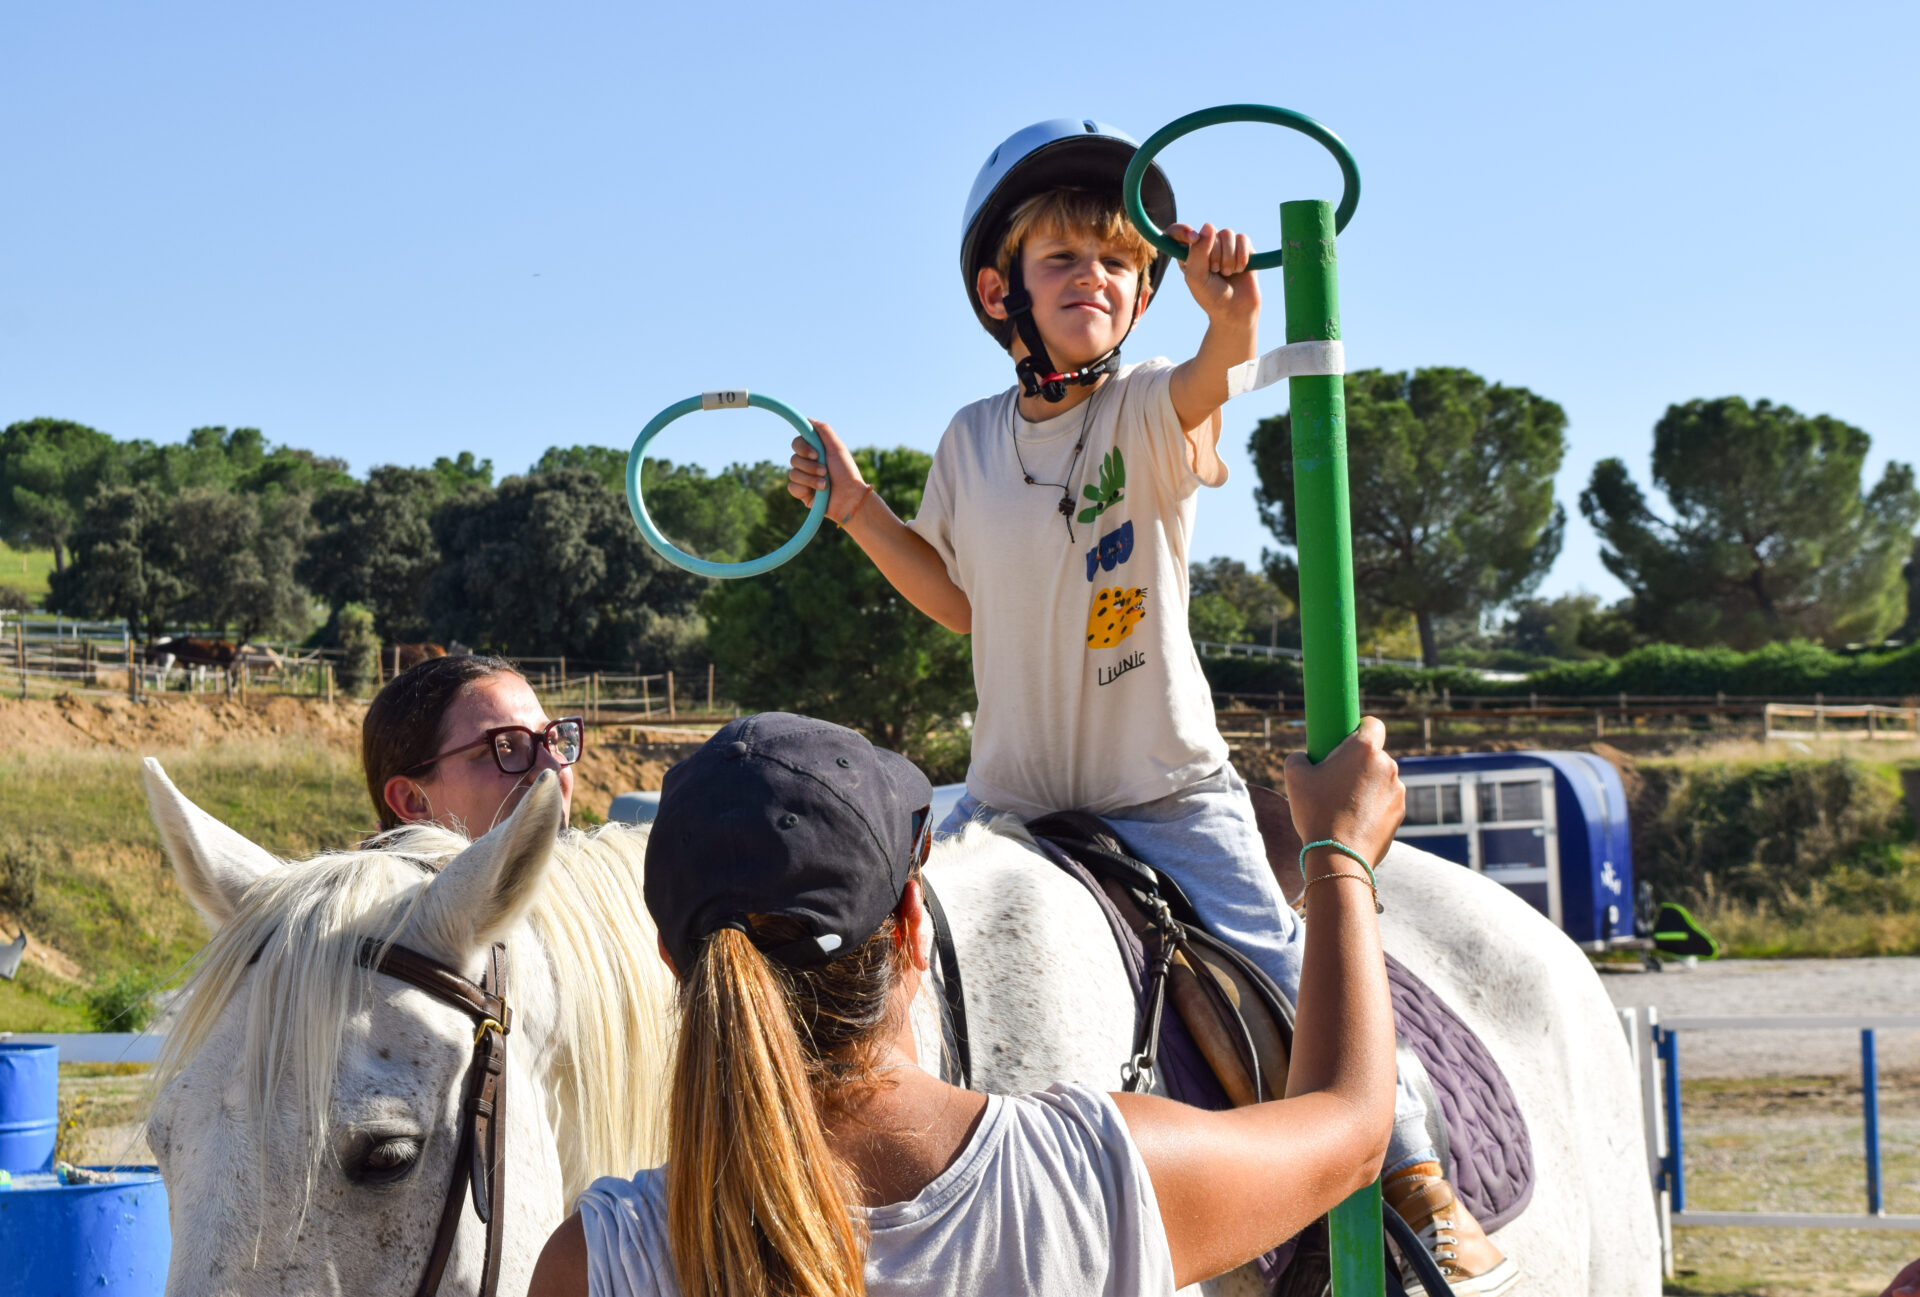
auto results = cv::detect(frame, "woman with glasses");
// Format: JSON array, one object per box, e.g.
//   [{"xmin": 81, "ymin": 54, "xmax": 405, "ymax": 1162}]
[{"xmin": 362, "ymin": 655, "xmax": 586, "ymax": 837}]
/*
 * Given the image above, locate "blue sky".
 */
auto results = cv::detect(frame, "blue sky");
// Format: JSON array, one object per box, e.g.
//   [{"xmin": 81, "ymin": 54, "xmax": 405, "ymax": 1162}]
[{"xmin": 6, "ymin": 1, "xmax": 1916, "ymax": 603}]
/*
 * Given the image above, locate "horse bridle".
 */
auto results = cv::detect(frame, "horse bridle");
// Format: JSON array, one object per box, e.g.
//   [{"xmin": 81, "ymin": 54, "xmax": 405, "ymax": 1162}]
[{"xmin": 356, "ymin": 938, "xmax": 512, "ymax": 1297}]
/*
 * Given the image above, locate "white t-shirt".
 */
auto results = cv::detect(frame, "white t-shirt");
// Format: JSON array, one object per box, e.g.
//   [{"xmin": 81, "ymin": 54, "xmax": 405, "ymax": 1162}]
[
  {"xmin": 576, "ymin": 1083, "xmax": 1179, "ymax": 1297},
  {"xmin": 911, "ymin": 359, "xmax": 1230, "ymax": 819}
]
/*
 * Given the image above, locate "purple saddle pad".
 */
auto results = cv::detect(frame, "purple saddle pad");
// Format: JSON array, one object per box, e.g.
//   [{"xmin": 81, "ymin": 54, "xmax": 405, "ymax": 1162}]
[
  {"xmin": 1031, "ymin": 836, "xmax": 1534, "ymax": 1288},
  {"xmin": 1385, "ymin": 953, "xmax": 1534, "ymax": 1232}
]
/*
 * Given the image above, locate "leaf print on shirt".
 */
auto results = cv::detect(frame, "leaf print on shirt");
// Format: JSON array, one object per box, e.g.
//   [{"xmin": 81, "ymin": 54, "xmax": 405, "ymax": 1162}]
[
  {"xmin": 1085, "ymin": 585, "xmax": 1147, "ymax": 649},
  {"xmin": 1077, "ymin": 448, "xmax": 1126, "ymax": 525}
]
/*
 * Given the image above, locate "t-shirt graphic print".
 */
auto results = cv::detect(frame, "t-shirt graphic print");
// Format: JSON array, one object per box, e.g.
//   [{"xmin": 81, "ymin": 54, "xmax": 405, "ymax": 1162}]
[{"xmin": 911, "ymin": 359, "xmax": 1229, "ymax": 820}]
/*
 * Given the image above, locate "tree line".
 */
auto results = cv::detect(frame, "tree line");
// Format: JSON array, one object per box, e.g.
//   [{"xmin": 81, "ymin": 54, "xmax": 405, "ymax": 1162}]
[
  {"xmin": 1249, "ymin": 370, "xmax": 1919, "ymax": 666},
  {"xmin": 3, "ymin": 367, "xmax": 1914, "ymax": 731}
]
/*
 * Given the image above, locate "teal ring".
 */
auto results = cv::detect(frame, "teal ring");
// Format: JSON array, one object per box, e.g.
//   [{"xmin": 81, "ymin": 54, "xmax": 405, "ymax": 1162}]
[
  {"xmin": 626, "ymin": 391, "xmax": 828, "ymax": 579},
  {"xmin": 1122, "ymin": 104, "xmax": 1361, "ymax": 272}
]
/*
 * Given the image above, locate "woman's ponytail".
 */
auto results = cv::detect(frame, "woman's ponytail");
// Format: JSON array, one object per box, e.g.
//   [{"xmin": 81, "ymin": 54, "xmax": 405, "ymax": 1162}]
[{"xmin": 665, "ymin": 927, "xmax": 869, "ymax": 1297}]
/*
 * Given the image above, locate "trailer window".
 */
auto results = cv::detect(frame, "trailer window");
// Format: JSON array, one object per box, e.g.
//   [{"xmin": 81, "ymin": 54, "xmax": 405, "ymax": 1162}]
[
  {"xmin": 1405, "ymin": 783, "xmax": 1463, "ymax": 826},
  {"xmin": 1477, "ymin": 779, "xmax": 1545, "ymax": 823}
]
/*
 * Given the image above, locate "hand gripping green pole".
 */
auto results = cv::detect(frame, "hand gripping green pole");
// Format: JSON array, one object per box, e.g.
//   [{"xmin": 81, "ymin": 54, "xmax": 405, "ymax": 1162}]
[
  {"xmin": 1280, "ymin": 196, "xmax": 1382, "ymax": 1297},
  {"xmin": 1124, "ymin": 104, "xmax": 1381, "ymax": 1296}
]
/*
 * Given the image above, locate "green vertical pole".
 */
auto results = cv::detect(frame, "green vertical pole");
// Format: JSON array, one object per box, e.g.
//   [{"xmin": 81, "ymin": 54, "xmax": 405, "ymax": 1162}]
[{"xmin": 1280, "ymin": 196, "xmax": 1384, "ymax": 1296}]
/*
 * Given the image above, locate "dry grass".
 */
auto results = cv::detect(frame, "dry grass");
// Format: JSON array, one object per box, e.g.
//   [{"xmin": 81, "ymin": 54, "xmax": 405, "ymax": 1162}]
[
  {"xmin": 55, "ymin": 1062, "xmax": 154, "ymax": 1168},
  {"xmin": 1665, "ymin": 1073, "xmax": 1920, "ymax": 1296},
  {"xmin": 0, "ymin": 740, "xmax": 371, "ymax": 1031},
  {"xmin": 1660, "ymin": 737, "xmax": 1920, "ymax": 769}
]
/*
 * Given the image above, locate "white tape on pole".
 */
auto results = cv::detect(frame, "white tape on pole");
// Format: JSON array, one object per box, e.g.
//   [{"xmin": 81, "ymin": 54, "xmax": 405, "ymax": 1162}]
[
  {"xmin": 700, "ymin": 390, "xmax": 750, "ymax": 410},
  {"xmin": 1224, "ymin": 340, "xmax": 1346, "ymax": 400}
]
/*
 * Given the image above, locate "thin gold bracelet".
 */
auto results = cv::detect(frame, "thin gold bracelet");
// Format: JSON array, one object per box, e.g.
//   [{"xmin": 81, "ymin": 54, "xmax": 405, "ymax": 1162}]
[{"xmin": 1293, "ymin": 871, "xmax": 1384, "ymax": 915}]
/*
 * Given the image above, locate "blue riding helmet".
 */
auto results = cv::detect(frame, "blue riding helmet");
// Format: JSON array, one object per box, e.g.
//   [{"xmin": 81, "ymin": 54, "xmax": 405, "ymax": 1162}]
[{"xmin": 960, "ymin": 119, "xmax": 1178, "ymax": 377}]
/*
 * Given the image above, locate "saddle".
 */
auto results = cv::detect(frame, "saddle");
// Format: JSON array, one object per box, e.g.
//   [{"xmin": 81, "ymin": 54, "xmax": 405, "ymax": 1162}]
[{"xmin": 921, "ymin": 787, "xmax": 1535, "ymax": 1295}]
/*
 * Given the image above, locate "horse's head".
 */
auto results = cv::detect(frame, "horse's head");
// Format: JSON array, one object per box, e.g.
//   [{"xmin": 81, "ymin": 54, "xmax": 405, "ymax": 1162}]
[{"xmin": 142, "ymin": 760, "xmax": 572, "ymax": 1297}]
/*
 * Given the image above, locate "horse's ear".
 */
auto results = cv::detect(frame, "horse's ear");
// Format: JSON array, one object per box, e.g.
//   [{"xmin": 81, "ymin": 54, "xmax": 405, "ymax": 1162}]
[
  {"xmin": 142, "ymin": 758, "xmax": 282, "ymax": 930},
  {"xmin": 404, "ymin": 771, "xmax": 562, "ymax": 968}
]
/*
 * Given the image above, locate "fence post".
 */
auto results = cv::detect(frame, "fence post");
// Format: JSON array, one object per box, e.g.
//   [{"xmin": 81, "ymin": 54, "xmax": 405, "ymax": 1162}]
[
  {"xmin": 559, "ymin": 656, "xmax": 567, "ymax": 688},
  {"xmin": 128, "ymin": 639, "xmax": 139, "ymax": 702},
  {"xmin": 642, "ymin": 675, "xmax": 652, "ymax": 715},
  {"xmin": 325, "ymin": 663, "xmax": 336, "ymax": 705},
  {"xmin": 1634, "ymin": 1007, "xmax": 1675, "ymax": 1279},
  {"xmin": 16, "ymin": 618, "xmax": 25, "ymax": 700},
  {"xmin": 1864, "ymin": 1029, "xmax": 1883, "ymax": 1216},
  {"xmin": 708, "ymin": 663, "xmax": 715, "ymax": 714},
  {"xmin": 1658, "ymin": 1025, "xmax": 1684, "ymax": 1215},
  {"xmin": 667, "ymin": 671, "xmax": 676, "ymax": 719}
]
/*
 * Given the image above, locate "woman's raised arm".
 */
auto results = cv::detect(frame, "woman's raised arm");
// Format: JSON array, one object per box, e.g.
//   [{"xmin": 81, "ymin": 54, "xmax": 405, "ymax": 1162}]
[{"xmin": 1115, "ymin": 718, "xmax": 1403, "ymax": 1289}]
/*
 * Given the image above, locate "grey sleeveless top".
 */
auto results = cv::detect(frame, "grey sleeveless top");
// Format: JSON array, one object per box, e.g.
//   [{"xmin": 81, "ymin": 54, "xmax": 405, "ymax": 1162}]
[{"xmin": 577, "ymin": 1082, "xmax": 1177, "ymax": 1297}]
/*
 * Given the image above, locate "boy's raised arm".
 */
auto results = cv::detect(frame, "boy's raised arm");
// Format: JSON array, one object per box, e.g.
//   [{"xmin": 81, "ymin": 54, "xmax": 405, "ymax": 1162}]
[
  {"xmin": 1166, "ymin": 222, "xmax": 1259, "ymax": 478},
  {"xmin": 788, "ymin": 421, "xmax": 972, "ymax": 634}
]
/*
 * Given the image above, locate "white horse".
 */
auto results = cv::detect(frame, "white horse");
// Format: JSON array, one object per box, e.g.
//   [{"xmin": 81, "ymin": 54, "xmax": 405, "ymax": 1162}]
[{"xmin": 143, "ymin": 761, "xmax": 1659, "ymax": 1296}]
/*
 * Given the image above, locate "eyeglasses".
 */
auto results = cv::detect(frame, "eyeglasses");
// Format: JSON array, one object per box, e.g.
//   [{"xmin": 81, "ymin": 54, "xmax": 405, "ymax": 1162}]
[{"xmin": 408, "ymin": 717, "xmax": 586, "ymax": 776}]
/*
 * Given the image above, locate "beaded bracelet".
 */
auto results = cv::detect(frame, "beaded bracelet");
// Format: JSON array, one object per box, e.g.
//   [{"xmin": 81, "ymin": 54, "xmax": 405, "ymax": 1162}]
[
  {"xmin": 1298, "ymin": 838, "xmax": 1378, "ymax": 887},
  {"xmin": 833, "ymin": 483, "xmax": 876, "ymax": 528}
]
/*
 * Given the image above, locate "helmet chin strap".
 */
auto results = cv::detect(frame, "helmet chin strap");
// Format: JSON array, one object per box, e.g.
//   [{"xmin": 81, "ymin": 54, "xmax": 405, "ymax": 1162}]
[{"xmin": 1002, "ymin": 254, "xmax": 1143, "ymax": 403}]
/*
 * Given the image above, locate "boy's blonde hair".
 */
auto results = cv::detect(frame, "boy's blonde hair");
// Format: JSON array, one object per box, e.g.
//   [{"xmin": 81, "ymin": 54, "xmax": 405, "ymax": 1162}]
[{"xmin": 988, "ymin": 187, "xmax": 1157, "ymax": 347}]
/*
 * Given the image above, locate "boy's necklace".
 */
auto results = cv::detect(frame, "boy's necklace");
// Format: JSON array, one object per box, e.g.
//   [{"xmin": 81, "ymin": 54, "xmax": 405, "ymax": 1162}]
[{"xmin": 1011, "ymin": 379, "xmax": 1105, "ymax": 545}]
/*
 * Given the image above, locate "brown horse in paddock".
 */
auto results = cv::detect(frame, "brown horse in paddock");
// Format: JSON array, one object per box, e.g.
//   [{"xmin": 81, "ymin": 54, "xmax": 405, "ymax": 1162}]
[
  {"xmin": 143, "ymin": 637, "xmax": 282, "ymax": 689},
  {"xmin": 392, "ymin": 642, "xmax": 448, "ymax": 673}
]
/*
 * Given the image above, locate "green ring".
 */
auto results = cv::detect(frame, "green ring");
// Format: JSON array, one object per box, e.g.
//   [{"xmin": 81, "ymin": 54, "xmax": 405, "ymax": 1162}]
[
  {"xmin": 1122, "ymin": 104, "xmax": 1361, "ymax": 272},
  {"xmin": 626, "ymin": 391, "xmax": 828, "ymax": 579}
]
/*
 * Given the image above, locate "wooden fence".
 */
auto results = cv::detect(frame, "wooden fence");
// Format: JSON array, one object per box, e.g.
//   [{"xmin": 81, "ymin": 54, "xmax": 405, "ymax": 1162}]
[{"xmin": 1211, "ymin": 689, "xmax": 1920, "ymax": 750}]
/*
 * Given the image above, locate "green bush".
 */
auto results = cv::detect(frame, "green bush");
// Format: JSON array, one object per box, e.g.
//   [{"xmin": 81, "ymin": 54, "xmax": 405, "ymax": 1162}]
[
  {"xmin": 336, "ymin": 601, "xmax": 380, "ymax": 694},
  {"xmin": 82, "ymin": 969, "xmax": 157, "ymax": 1033},
  {"xmin": 0, "ymin": 840, "xmax": 42, "ymax": 915},
  {"xmin": 1634, "ymin": 757, "xmax": 1914, "ymax": 905},
  {"xmin": 1200, "ymin": 638, "xmax": 1920, "ymax": 699}
]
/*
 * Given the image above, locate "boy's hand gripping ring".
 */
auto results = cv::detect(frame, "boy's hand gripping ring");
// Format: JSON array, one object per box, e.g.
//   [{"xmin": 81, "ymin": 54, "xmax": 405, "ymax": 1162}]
[{"xmin": 626, "ymin": 390, "xmax": 829, "ymax": 579}]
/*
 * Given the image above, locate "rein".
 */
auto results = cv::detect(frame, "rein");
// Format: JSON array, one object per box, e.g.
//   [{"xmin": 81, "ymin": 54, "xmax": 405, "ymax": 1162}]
[{"xmin": 357, "ymin": 938, "xmax": 512, "ymax": 1297}]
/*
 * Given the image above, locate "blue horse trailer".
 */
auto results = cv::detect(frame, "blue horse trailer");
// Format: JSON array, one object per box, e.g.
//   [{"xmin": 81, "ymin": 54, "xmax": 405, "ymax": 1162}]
[{"xmin": 1393, "ymin": 751, "xmax": 1636, "ymax": 950}]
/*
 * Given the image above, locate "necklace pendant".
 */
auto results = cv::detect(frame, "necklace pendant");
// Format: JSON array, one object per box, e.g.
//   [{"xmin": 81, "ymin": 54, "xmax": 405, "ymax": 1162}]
[{"xmin": 1057, "ymin": 495, "xmax": 1072, "ymax": 518}]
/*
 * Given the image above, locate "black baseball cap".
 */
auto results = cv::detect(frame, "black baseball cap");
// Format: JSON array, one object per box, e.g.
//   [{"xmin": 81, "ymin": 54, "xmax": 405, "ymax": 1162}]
[{"xmin": 644, "ymin": 712, "xmax": 934, "ymax": 972}]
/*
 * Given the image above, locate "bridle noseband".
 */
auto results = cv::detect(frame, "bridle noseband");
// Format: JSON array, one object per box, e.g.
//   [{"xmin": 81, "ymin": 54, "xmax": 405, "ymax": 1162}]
[{"xmin": 357, "ymin": 938, "xmax": 512, "ymax": 1297}]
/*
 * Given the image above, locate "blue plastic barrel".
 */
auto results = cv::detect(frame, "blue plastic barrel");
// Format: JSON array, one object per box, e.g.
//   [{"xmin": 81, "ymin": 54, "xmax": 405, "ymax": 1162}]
[
  {"xmin": 0, "ymin": 1167, "xmax": 171, "ymax": 1293},
  {"xmin": 0, "ymin": 1041, "xmax": 58, "ymax": 1173}
]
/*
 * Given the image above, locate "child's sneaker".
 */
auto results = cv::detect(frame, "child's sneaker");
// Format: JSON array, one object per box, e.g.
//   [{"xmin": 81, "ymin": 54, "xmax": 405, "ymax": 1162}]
[{"xmin": 1382, "ymin": 1161, "xmax": 1520, "ymax": 1296}]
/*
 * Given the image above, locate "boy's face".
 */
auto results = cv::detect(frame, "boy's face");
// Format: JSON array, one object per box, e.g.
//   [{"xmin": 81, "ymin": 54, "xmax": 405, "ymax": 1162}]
[{"xmin": 979, "ymin": 226, "xmax": 1149, "ymax": 370}]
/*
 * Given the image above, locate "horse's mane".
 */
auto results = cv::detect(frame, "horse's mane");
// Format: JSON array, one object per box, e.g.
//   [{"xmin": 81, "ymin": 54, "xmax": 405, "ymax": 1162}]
[{"xmin": 151, "ymin": 821, "xmax": 672, "ymax": 1217}]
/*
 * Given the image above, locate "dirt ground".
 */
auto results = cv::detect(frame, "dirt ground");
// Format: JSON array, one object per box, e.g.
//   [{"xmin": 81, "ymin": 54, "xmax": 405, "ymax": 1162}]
[
  {"xmin": 0, "ymin": 691, "xmax": 366, "ymax": 756},
  {"xmin": 1603, "ymin": 957, "xmax": 1920, "ymax": 1076},
  {"xmin": 0, "ymin": 692, "xmax": 705, "ymax": 820}
]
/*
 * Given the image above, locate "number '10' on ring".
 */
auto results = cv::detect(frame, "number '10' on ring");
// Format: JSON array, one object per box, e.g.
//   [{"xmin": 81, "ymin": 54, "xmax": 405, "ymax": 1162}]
[{"xmin": 625, "ymin": 391, "xmax": 829, "ymax": 579}]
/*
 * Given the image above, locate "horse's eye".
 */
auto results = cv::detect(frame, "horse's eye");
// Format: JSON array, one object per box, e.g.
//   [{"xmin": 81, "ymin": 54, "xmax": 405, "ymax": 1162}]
[{"xmin": 352, "ymin": 1137, "xmax": 421, "ymax": 1185}]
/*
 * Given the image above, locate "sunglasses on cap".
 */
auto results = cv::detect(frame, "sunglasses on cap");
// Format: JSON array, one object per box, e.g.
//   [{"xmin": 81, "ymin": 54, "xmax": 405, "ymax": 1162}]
[{"xmin": 911, "ymin": 805, "xmax": 933, "ymax": 870}]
